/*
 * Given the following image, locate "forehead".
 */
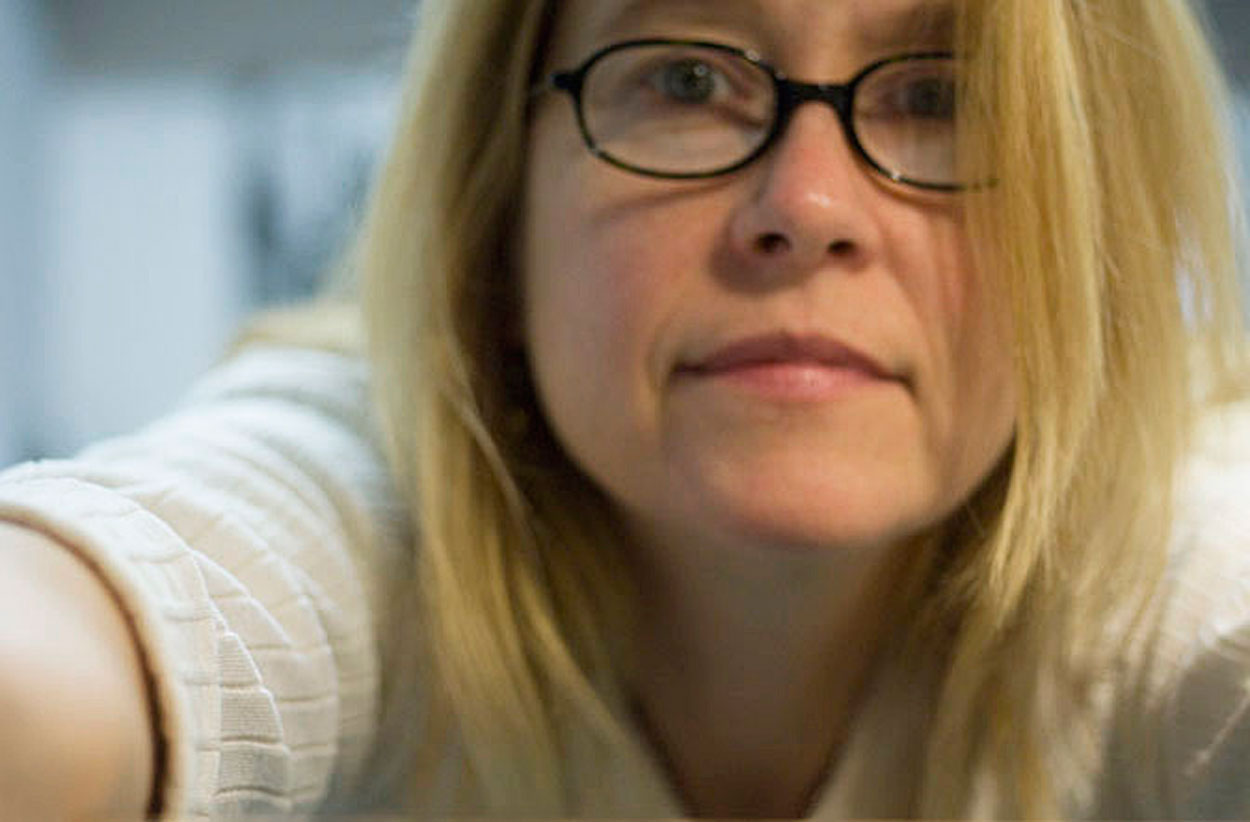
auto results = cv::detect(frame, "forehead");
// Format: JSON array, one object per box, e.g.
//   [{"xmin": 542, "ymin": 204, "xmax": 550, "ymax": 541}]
[{"xmin": 550, "ymin": 0, "xmax": 956, "ymax": 60}]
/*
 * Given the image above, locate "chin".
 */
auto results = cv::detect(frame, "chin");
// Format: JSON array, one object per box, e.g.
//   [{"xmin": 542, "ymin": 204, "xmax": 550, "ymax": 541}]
[
  {"xmin": 693, "ymin": 473, "xmax": 944, "ymax": 556},
  {"xmin": 725, "ymin": 510, "xmax": 930, "ymax": 556}
]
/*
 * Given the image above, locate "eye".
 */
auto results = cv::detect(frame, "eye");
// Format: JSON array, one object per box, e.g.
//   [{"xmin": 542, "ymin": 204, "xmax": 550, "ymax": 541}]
[
  {"xmin": 657, "ymin": 57, "xmax": 724, "ymax": 104},
  {"xmin": 858, "ymin": 60, "xmax": 959, "ymax": 123},
  {"xmin": 586, "ymin": 44, "xmax": 772, "ymax": 128},
  {"xmin": 897, "ymin": 75, "xmax": 956, "ymax": 119}
]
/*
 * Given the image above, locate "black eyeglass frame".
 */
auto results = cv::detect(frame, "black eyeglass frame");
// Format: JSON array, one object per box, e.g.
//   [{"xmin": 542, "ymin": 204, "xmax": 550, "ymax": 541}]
[{"xmin": 532, "ymin": 39, "xmax": 963, "ymax": 192}]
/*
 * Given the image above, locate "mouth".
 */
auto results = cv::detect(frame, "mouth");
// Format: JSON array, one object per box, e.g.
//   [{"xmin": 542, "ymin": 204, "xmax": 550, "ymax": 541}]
[
  {"xmin": 674, "ymin": 332, "xmax": 903, "ymax": 400},
  {"xmin": 681, "ymin": 332, "xmax": 897, "ymax": 378}
]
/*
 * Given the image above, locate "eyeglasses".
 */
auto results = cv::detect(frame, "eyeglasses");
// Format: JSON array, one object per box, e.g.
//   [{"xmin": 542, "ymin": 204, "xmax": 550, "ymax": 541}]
[{"xmin": 533, "ymin": 39, "xmax": 965, "ymax": 191}]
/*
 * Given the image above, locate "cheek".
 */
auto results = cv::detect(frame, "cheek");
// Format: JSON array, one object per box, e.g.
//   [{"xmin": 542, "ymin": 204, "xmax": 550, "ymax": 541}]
[
  {"xmin": 521, "ymin": 110, "xmax": 723, "ymax": 404},
  {"xmin": 523, "ymin": 140, "xmax": 620, "ymax": 385},
  {"xmin": 959, "ymin": 299, "xmax": 1017, "ymax": 478},
  {"xmin": 520, "ymin": 151, "xmax": 705, "ymax": 485},
  {"xmin": 523, "ymin": 195, "xmax": 665, "ymax": 398},
  {"xmin": 523, "ymin": 212, "xmax": 629, "ymax": 439},
  {"xmin": 904, "ymin": 218, "xmax": 1015, "ymax": 488}
]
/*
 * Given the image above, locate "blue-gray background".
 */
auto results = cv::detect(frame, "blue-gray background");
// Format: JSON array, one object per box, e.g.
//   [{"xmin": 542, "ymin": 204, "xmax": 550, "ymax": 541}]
[{"xmin": 1, "ymin": 0, "xmax": 1247, "ymax": 465}]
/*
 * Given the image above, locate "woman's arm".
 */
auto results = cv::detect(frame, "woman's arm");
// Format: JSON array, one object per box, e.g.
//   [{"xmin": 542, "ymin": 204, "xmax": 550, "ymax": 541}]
[
  {"xmin": 0, "ymin": 521, "xmax": 153, "ymax": 822},
  {"xmin": 0, "ymin": 346, "xmax": 410, "ymax": 818}
]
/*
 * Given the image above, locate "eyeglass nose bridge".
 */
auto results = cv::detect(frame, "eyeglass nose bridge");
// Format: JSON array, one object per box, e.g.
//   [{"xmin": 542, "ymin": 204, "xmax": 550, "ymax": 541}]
[{"xmin": 767, "ymin": 78, "xmax": 867, "ymax": 168}]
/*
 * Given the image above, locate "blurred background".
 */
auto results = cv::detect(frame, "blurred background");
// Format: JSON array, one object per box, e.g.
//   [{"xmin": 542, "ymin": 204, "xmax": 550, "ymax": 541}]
[{"xmin": 0, "ymin": 0, "xmax": 1248, "ymax": 465}]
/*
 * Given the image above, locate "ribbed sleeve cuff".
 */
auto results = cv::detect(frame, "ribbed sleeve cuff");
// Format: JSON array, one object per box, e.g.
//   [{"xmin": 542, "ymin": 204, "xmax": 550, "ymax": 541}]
[{"xmin": 0, "ymin": 472, "xmax": 220, "ymax": 821}]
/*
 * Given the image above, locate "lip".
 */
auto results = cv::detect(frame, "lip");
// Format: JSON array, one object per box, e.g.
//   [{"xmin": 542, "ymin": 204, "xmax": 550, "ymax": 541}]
[
  {"xmin": 673, "ymin": 332, "xmax": 903, "ymax": 401},
  {"xmin": 678, "ymin": 332, "xmax": 899, "ymax": 381}
]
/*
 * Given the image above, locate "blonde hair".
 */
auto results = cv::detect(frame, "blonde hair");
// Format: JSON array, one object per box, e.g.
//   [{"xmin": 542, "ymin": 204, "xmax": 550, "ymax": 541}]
[
  {"xmin": 252, "ymin": 0, "xmax": 1249, "ymax": 816},
  {"xmin": 933, "ymin": 0, "xmax": 1247, "ymax": 815}
]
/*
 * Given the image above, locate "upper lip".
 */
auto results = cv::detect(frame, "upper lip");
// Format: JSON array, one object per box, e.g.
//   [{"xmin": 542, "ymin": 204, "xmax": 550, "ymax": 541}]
[{"xmin": 678, "ymin": 332, "xmax": 898, "ymax": 381}]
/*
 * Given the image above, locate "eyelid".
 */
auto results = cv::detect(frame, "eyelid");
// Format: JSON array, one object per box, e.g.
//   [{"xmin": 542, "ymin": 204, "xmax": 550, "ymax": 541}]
[
  {"xmin": 631, "ymin": 45, "xmax": 770, "ymax": 96},
  {"xmin": 684, "ymin": 50, "xmax": 768, "ymax": 91}
]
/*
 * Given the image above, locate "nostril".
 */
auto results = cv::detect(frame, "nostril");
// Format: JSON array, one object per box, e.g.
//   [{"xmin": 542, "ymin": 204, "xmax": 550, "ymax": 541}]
[
  {"xmin": 756, "ymin": 233, "xmax": 790, "ymax": 255},
  {"xmin": 828, "ymin": 239, "xmax": 854, "ymax": 256}
]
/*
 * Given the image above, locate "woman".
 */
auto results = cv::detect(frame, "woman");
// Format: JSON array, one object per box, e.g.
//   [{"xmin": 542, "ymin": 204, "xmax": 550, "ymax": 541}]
[{"xmin": 1, "ymin": 0, "xmax": 1247, "ymax": 818}]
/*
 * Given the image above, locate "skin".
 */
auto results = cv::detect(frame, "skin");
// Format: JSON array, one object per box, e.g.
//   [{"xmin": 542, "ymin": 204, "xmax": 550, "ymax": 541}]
[
  {"xmin": 0, "ymin": 522, "xmax": 154, "ymax": 821},
  {"xmin": 523, "ymin": 0, "xmax": 1015, "ymax": 815}
]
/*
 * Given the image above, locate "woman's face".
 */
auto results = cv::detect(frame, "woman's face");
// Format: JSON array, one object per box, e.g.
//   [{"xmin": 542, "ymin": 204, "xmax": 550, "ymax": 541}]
[{"xmin": 521, "ymin": 0, "xmax": 1015, "ymax": 556}]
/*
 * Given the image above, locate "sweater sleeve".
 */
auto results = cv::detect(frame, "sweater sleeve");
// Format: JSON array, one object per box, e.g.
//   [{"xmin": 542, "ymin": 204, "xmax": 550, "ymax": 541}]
[{"xmin": 0, "ymin": 346, "xmax": 410, "ymax": 820}]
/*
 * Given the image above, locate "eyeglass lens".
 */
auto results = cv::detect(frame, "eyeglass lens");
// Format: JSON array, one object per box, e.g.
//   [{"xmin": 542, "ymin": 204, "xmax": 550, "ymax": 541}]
[{"xmin": 576, "ymin": 43, "xmax": 959, "ymax": 187}]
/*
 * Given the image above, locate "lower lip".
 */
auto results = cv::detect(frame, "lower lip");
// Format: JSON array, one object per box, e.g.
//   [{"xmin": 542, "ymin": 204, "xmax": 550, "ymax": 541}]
[{"xmin": 681, "ymin": 362, "xmax": 892, "ymax": 402}]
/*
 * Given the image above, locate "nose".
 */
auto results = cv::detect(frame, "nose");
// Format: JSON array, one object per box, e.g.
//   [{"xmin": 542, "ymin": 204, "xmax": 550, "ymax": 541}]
[{"xmin": 725, "ymin": 103, "xmax": 880, "ymax": 280}]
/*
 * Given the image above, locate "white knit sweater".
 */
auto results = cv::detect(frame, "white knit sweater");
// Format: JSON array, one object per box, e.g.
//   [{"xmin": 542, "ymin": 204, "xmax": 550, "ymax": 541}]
[{"xmin": 0, "ymin": 346, "xmax": 1248, "ymax": 819}]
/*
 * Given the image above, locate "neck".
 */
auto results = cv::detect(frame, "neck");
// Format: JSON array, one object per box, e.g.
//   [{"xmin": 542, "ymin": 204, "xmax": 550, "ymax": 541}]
[{"xmin": 622, "ymin": 530, "xmax": 922, "ymax": 818}]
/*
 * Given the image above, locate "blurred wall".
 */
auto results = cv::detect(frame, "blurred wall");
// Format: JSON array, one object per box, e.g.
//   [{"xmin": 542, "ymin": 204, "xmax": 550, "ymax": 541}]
[
  {"xmin": 39, "ymin": 76, "xmax": 247, "ymax": 456},
  {"xmin": 1208, "ymin": 0, "xmax": 1250, "ymax": 85},
  {"xmin": 1, "ymin": 1, "xmax": 408, "ymax": 462},
  {"xmin": 0, "ymin": 0, "xmax": 49, "ymax": 466}
]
